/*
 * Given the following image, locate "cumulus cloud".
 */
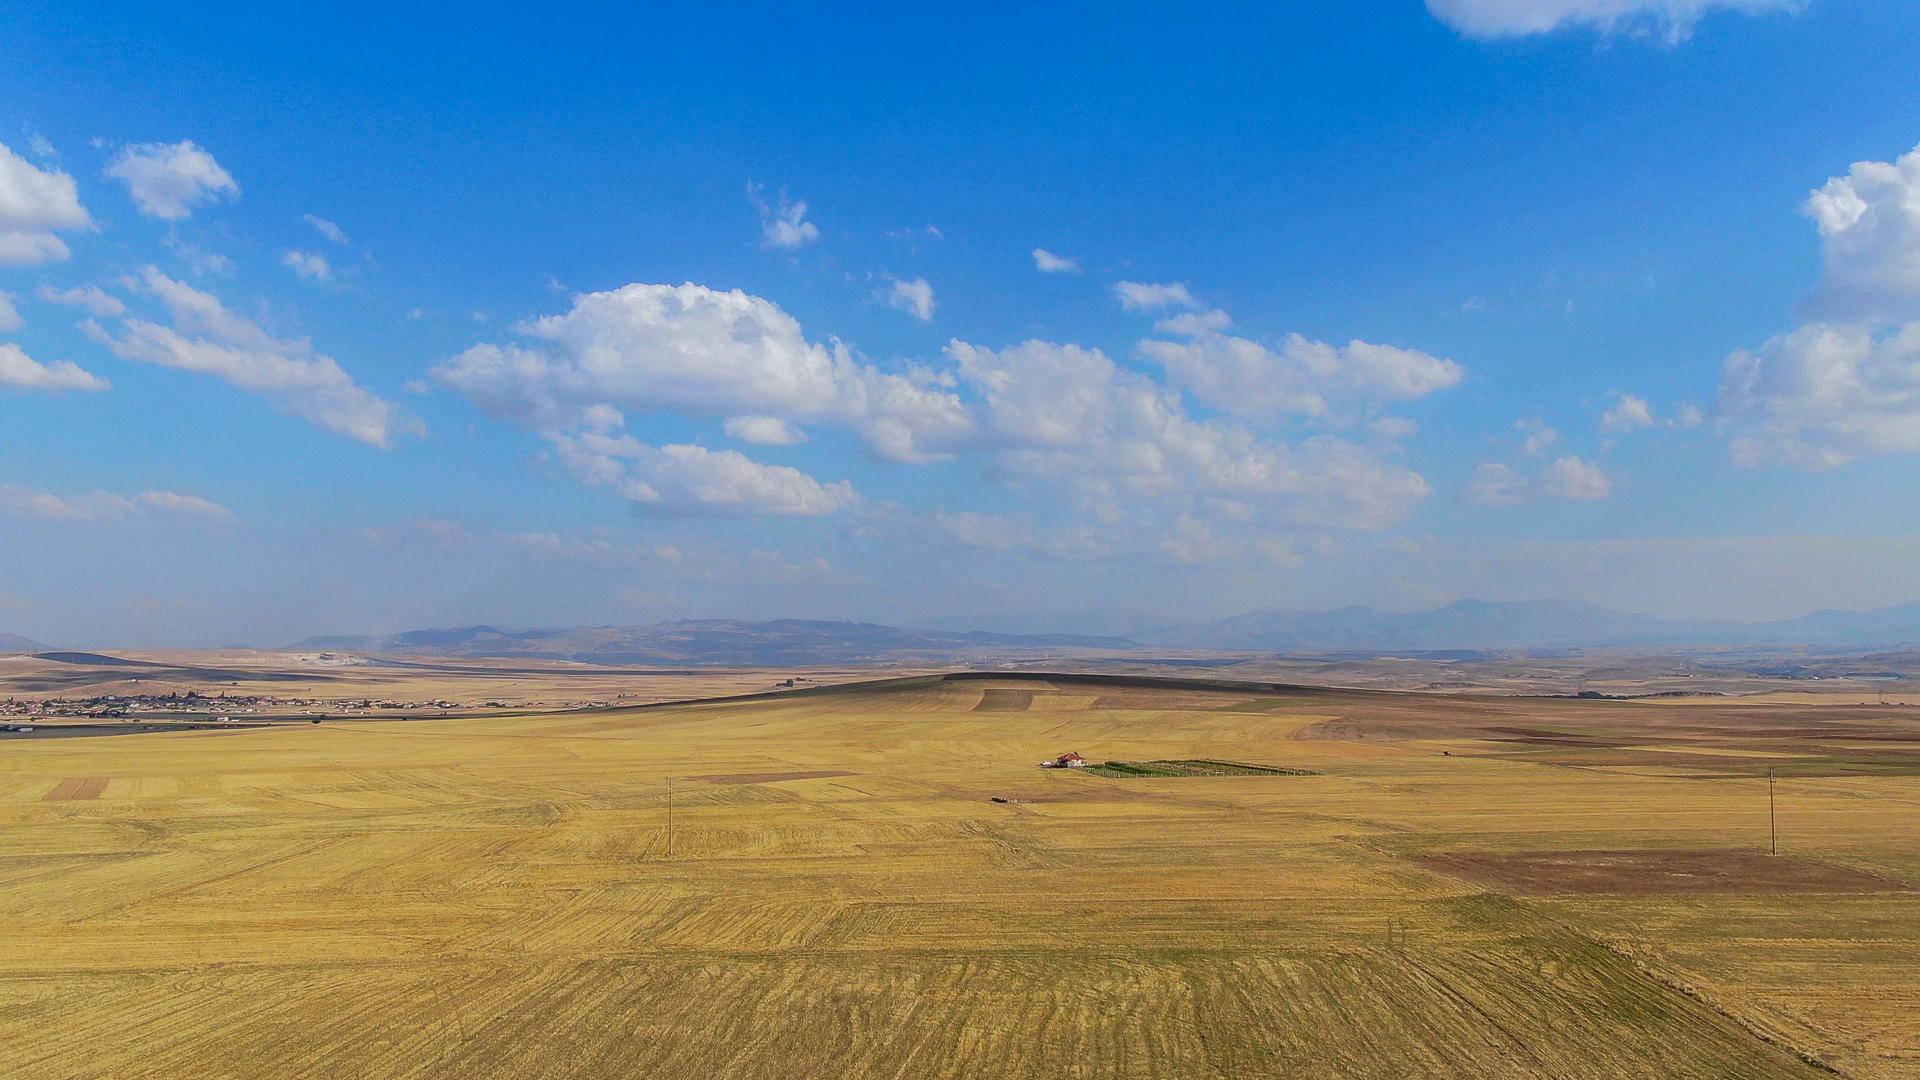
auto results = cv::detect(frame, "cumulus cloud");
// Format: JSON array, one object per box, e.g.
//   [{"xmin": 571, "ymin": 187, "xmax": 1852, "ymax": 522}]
[
  {"xmin": 1425, "ymin": 0, "xmax": 1799, "ymax": 41},
  {"xmin": 303, "ymin": 214, "xmax": 349, "ymax": 245},
  {"xmin": 882, "ymin": 276, "xmax": 936, "ymax": 321},
  {"xmin": 85, "ymin": 267, "xmax": 419, "ymax": 447},
  {"xmin": 749, "ymin": 184, "xmax": 820, "ymax": 249},
  {"xmin": 438, "ymin": 280, "xmax": 1443, "ymax": 530},
  {"xmin": 1033, "ymin": 248, "xmax": 1080, "ymax": 273},
  {"xmin": 434, "ymin": 282, "xmax": 971, "ymax": 467},
  {"xmin": 1153, "ymin": 309, "xmax": 1233, "ymax": 336},
  {"xmin": 0, "ymin": 291, "xmax": 20, "ymax": 332},
  {"xmin": 0, "ymin": 484, "xmax": 227, "ymax": 522},
  {"xmin": 1714, "ymin": 146, "xmax": 1920, "ymax": 469},
  {"xmin": 1518, "ymin": 418, "xmax": 1560, "ymax": 456},
  {"xmin": 1541, "ymin": 456, "xmax": 1614, "ymax": 499},
  {"xmin": 1600, "ymin": 393, "xmax": 1655, "ymax": 433},
  {"xmin": 949, "ymin": 339, "xmax": 1433, "ymax": 530},
  {"xmin": 104, "ymin": 141, "xmax": 239, "ymax": 220},
  {"xmin": 0, "ymin": 343, "xmax": 110, "ymax": 393},
  {"xmin": 1141, "ymin": 324, "xmax": 1464, "ymax": 421},
  {"xmin": 1718, "ymin": 322, "xmax": 1920, "ymax": 469},
  {"xmin": 508, "ymin": 531, "xmax": 686, "ymax": 565},
  {"xmin": 724, "ymin": 415, "xmax": 808, "ymax": 446},
  {"xmin": 1469, "ymin": 456, "xmax": 1613, "ymax": 505},
  {"xmin": 1802, "ymin": 142, "xmax": 1920, "ymax": 323},
  {"xmin": 547, "ymin": 432, "xmax": 856, "ymax": 516},
  {"xmin": 36, "ymin": 284, "xmax": 125, "ymax": 317},
  {"xmin": 0, "ymin": 140, "xmax": 90, "ymax": 265},
  {"xmin": 281, "ymin": 250, "xmax": 331, "ymax": 282},
  {"xmin": 1114, "ymin": 281, "xmax": 1199, "ymax": 311},
  {"xmin": 162, "ymin": 234, "xmax": 234, "ymax": 276}
]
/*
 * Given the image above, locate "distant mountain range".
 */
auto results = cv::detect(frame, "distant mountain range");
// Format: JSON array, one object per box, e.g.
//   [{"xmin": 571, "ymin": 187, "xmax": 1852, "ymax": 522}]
[
  {"xmin": 288, "ymin": 620, "xmax": 1135, "ymax": 667},
  {"xmin": 278, "ymin": 599, "xmax": 1920, "ymax": 665},
  {"xmin": 16, "ymin": 598, "xmax": 1920, "ymax": 666}
]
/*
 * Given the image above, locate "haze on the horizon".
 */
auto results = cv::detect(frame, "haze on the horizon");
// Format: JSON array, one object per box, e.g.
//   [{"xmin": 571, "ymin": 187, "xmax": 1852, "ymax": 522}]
[{"xmin": 5, "ymin": 0, "xmax": 1920, "ymax": 648}]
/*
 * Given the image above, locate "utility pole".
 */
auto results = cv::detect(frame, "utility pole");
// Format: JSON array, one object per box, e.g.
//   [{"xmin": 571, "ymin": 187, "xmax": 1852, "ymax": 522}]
[
  {"xmin": 666, "ymin": 775, "xmax": 674, "ymax": 857},
  {"xmin": 1768, "ymin": 767, "xmax": 1778, "ymax": 857}
]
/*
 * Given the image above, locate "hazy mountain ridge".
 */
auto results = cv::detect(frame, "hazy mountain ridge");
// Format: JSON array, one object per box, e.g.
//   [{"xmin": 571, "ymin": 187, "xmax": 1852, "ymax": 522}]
[
  {"xmin": 276, "ymin": 599, "xmax": 1920, "ymax": 666},
  {"xmin": 0, "ymin": 634, "xmax": 52, "ymax": 653},
  {"xmin": 289, "ymin": 619, "xmax": 1136, "ymax": 666}
]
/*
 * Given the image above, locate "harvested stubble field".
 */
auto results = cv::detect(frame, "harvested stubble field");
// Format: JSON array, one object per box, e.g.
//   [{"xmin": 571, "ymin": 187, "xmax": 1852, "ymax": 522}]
[{"xmin": 2, "ymin": 673, "xmax": 1918, "ymax": 1079}]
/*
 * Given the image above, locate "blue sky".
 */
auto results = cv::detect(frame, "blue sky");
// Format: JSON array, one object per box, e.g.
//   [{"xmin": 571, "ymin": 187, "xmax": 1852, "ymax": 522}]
[{"xmin": 5, "ymin": 0, "xmax": 1920, "ymax": 647}]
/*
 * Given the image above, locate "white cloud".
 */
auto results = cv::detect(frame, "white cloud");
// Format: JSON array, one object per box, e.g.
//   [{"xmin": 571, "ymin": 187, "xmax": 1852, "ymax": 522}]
[
  {"xmin": 509, "ymin": 531, "xmax": 686, "ymax": 565},
  {"xmin": 85, "ymin": 267, "xmax": 419, "ymax": 447},
  {"xmin": 0, "ymin": 232, "xmax": 72, "ymax": 265},
  {"xmin": 1033, "ymin": 248, "xmax": 1080, "ymax": 274},
  {"xmin": 1425, "ymin": 0, "xmax": 1799, "ymax": 41},
  {"xmin": 162, "ymin": 234, "xmax": 234, "ymax": 276},
  {"xmin": 36, "ymin": 284, "xmax": 125, "ymax": 317},
  {"xmin": 0, "ymin": 291, "xmax": 20, "ymax": 331},
  {"xmin": 1142, "ymin": 328, "xmax": 1464, "ymax": 420},
  {"xmin": 724, "ymin": 415, "xmax": 808, "ymax": 446},
  {"xmin": 1470, "ymin": 456, "xmax": 1613, "ymax": 505},
  {"xmin": 105, "ymin": 141, "xmax": 238, "ymax": 220},
  {"xmin": 1114, "ymin": 281, "xmax": 1199, "ymax": 311},
  {"xmin": 0, "ymin": 484, "xmax": 226, "ymax": 522},
  {"xmin": 128, "ymin": 491, "xmax": 230, "ymax": 518},
  {"xmin": 0, "ymin": 140, "xmax": 90, "ymax": 265},
  {"xmin": 1540, "ymin": 456, "xmax": 1614, "ymax": 499},
  {"xmin": 438, "ymin": 280, "xmax": 1445, "ymax": 531},
  {"xmin": 26, "ymin": 131, "xmax": 56, "ymax": 160},
  {"xmin": 1468, "ymin": 463, "xmax": 1529, "ymax": 507},
  {"xmin": 949, "ymin": 338, "xmax": 1433, "ymax": 530},
  {"xmin": 1518, "ymin": 418, "xmax": 1560, "ymax": 456},
  {"xmin": 882, "ymin": 276, "xmax": 936, "ymax": 321},
  {"xmin": 749, "ymin": 184, "xmax": 820, "ymax": 249},
  {"xmin": 1708, "ymin": 145, "xmax": 1920, "ymax": 469},
  {"xmin": 1718, "ymin": 321, "xmax": 1920, "ymax": 469},
  {"xmin": 303, "ymin": 214, "xmax": 349, "ymax": 245},
  {"xmin": 547, "ymin": 432, "xmax": 856, "ymax": 516},
  {"xmin": 1600, "ymin": 392, "xmax": 1655, "ymax": 433},
  {"xmin": 1153, "ymin": 309, "xmax": 1232, "ymax": 336},
  {"xmin": 434, "ymin": 282, "xmax": 971, "ymax": 466},
  {"xmin": 0, "ymin": 343, "xmax": 110, "ymax": 393},
  {"xmin": 1802, "ymin": 142, "xmax": 1920, "ymax": 323},
  {"xmin": 281, "ymin": 250, "xmax": 331, "ymax": 282}
]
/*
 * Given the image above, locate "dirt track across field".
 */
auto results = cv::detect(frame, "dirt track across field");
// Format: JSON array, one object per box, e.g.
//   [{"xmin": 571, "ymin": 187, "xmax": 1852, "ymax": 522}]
[{"xmin": 689, "ymin": 770, "xmax": 854, "ymax": 786}]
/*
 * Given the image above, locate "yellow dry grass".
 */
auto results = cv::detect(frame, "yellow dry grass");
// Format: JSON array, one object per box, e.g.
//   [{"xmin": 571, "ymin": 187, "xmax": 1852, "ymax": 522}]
[{"xmin": 2, "ymin": 675, "xmax": 1916, "ymax": 1079}]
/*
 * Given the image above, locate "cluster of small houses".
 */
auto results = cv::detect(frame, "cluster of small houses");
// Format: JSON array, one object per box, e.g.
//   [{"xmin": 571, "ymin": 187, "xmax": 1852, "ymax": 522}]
[{"xmin": 1040, "ymin": 751, "xmax": 1087, "ymax": 769}]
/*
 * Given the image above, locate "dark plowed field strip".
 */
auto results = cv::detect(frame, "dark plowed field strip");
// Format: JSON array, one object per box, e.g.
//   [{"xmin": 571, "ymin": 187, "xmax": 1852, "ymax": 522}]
[
  {"xmin": 1418, "ymin": 849, "xmax": 1915, "ymax": 896},
  {"xmin": 43, "ymin": 777, "xmax": 108, "ymax": 801}
]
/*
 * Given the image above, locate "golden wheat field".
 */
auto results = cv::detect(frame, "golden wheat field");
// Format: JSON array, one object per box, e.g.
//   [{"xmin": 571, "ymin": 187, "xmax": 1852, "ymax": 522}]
[{"xmin": 3, "ymin": 674, "xmax": 1918, "ymax": 1079}]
